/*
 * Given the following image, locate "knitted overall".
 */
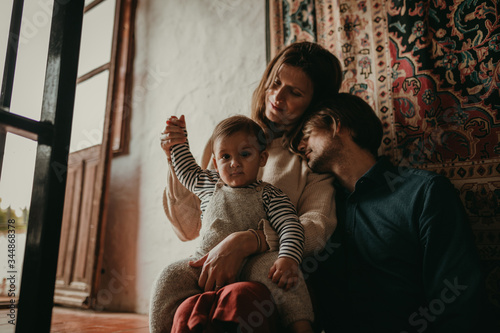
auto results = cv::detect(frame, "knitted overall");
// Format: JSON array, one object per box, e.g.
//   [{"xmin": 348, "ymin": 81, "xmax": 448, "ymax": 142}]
[{"xmin": 149, "ymin": 181, "xmax": 313, "ymax": 333}]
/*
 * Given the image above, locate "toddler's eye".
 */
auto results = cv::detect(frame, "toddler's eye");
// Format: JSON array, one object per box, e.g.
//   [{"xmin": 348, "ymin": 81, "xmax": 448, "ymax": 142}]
[
  {"xmin": 221, "ymin": 154, "xmax": 230, "ymax": 160},
  {"xmin": 240, "ymin": 151, "xmax": 252, "ymax": 157}
]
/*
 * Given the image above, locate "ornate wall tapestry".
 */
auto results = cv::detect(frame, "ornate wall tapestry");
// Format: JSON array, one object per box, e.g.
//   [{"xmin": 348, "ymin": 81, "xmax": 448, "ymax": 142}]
[{"xmin": 269, "ymin": 0, "xmax": 500, "ymax": 313}]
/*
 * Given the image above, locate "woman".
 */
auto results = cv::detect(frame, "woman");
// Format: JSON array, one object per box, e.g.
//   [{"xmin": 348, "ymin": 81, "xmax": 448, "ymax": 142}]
[{"xmin": 151, "ymin": 41, "xmax": 343, "ymax": 333}]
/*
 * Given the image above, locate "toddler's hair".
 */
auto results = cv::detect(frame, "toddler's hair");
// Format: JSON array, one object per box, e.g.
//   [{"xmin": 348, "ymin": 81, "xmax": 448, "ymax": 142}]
[{"xmin": 211, "ymin": 115, "xmax": 269, "ymax": 152}]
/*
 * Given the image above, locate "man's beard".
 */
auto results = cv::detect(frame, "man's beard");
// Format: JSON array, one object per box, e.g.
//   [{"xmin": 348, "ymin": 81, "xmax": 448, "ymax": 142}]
[
  {"xmin": 307, "ymin": 136, "xmax": 342, "ymax": 174},
  {"xmin": 308, "ymin": 153, "xmax": 332, "ymax": 173}
]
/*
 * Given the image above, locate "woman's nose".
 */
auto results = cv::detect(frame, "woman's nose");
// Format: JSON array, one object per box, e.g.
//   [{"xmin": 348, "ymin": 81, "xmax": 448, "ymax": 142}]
[{"xmin": 274, "ymin": 87, "xmax": 285, "ymax": 104}]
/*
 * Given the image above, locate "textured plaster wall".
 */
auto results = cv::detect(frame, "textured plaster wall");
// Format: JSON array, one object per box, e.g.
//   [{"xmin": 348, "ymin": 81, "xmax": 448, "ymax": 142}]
[{"xmin": 100, "ymin": 0, "xmax": 266, "ymax": 314}]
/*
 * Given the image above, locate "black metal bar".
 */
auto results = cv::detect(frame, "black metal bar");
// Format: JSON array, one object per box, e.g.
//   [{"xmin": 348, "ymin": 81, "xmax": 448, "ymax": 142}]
[
  {"xmin": 0, "ymin": 0, "xmax": 24, "ymax": 183},
  {"xmin": 0, "ymin": 107, "xmax": 53, "ymax": 143},
  {"xmin": 16, "ymin": 0, "xmax": 85, "ymax": 332},
  {"xmin": 0, "ymin": 0, "xmax": 24, "ymax": 108}
]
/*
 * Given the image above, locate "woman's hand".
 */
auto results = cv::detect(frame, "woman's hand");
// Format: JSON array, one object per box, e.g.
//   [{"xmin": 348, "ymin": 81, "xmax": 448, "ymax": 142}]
[
  {"xmin": 189, "ymin": 230, "xmax": 264, "ymax": 291},
  {"xmin": 160, "ymin": 115, "xmax": 187, "ymax": 159}
]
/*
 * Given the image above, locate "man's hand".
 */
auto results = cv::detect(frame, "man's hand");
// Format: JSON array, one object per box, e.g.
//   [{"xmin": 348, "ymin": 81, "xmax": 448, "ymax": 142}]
[{"xmin": 268, "ymin": 257, "xmax": 299, "ymax": 291}]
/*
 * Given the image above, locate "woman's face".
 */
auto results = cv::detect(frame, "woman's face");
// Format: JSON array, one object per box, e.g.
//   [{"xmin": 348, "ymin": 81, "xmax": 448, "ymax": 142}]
[{"xmin": 265, "ymin": 64, "xmax": 314, "ymax": 126}]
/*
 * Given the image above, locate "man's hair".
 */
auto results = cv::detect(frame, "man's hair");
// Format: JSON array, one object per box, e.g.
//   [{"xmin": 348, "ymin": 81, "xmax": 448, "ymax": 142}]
[
  {"xmin": 295, "ymin": 93, "xmax": 383, "ymax": 157},
  {"xmin": 211, "ymin": 115, "xmax": 268, "ymax": 152}
]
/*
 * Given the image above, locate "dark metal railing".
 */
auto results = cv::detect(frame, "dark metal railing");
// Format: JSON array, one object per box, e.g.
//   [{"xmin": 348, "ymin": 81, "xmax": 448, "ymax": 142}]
[{"xmin": 0, "ymin": 1, "xmax": 85, "ymax": 332}]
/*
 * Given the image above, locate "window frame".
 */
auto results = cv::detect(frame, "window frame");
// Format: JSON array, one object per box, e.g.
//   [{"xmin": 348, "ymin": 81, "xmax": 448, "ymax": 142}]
[{"xmin": 78, "ymin": 0, "xmax": 136, "ymax": 156}]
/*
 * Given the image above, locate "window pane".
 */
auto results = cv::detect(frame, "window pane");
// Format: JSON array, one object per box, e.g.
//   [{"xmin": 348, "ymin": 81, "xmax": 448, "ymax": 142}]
[
  {"xmin": 9, "ymin": 1, "xmax": 53, "ymax": 121},
  {"xmin": 0, "ymin": 133, "xmax": 35, "ymax": 331},
  {"xmin": 70, "ymin": 70, "xmax": 109, "ymax": 153},
  {"xmin": 0, "ymin": 0, "xmax": 14, "ymax": 89},
  {"xmin": 0, "ymin": 133, "xmax": 35, "ymax": 219},
  {"xmin": 78, "ymin": 0, "xmax": 116, "ymax": 77}
]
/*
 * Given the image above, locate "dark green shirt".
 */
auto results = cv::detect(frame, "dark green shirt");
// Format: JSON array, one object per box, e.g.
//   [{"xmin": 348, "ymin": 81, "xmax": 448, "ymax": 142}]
[{"xmin": 311, "ymin": 157, "xmax": 484, "ymax": 333}]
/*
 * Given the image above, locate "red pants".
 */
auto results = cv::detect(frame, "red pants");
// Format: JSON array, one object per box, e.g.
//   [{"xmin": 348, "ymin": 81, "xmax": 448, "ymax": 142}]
[{"xmin": 172, "ymin": 281, "xmax": 283, "ymax": 333}]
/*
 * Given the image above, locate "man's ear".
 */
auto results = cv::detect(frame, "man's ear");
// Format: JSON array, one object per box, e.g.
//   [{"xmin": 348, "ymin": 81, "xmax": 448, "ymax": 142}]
[
  {"xmin": 212, "ymin": 157, "xmax": 219, "ymax": 172},
  {"xmin": 332, "ymin": 119, "xmax": 341, "ymax": 137},
  {"xmin": 334, "ymin": 120, "xmax": 353, "ymax": 143},
  {"xmin": 259, "ymin": 150, "xmax": 269, "ymax": 167}
]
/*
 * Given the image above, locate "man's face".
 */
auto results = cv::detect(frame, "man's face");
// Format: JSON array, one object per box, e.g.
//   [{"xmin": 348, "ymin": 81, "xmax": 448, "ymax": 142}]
[{"xmin": 298, "ymin": 128, "xmax": 341, "ymax": 173}]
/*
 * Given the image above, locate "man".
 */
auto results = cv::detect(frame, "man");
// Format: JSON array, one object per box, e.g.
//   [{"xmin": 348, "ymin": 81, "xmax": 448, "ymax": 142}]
[{"xmin": 296, "ymin": 93, "xmax": 486, "ymax": 333}]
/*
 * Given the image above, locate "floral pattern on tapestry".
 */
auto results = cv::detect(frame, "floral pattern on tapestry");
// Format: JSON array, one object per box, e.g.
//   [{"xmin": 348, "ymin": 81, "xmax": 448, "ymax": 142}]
[{"xmin": 269, "ymin": 0, "xmax": 500, "ymax": 312}]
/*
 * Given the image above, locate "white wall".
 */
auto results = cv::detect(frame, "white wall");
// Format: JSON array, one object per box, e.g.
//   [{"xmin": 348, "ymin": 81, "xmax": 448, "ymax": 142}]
[{"xmin": 100, "ymin": 0, "xmax": 267, "ymax": 314}]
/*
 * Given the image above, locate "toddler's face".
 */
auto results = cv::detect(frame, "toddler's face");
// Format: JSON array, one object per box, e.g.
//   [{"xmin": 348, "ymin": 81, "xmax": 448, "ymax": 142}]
[{"xmin": 212, "ymin": 132, "xmax": 268, "ymax": 187}]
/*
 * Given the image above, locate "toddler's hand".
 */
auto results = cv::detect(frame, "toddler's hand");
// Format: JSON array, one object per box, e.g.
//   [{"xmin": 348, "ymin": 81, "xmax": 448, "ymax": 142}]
[{"xmin": 268, "ymin": 257, "xmax": 299, "ymax": 291}]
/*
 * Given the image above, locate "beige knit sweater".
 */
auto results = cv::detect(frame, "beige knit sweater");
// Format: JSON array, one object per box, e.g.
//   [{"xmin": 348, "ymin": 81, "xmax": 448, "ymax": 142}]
[{"xmin": 162, "ymin": 138, "xmax": 337, "ymax": 256}]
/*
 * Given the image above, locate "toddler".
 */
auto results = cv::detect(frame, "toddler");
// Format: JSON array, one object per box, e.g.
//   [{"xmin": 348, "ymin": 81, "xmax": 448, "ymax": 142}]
[{"xmin": 151, "ymin": 115, "xmax": 313, "ymax": 332}]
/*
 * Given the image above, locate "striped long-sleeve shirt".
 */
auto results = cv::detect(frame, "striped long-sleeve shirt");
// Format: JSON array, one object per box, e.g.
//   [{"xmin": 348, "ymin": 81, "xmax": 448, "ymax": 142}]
[{"xmin": 171, "ymin": 137, "xmax": 305, "ymax": 264}]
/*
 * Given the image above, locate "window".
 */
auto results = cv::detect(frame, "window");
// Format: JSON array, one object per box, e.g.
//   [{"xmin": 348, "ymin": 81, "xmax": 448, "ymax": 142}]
[
  {"xmin": 53, "ymin": 0, "xmax": 136, "ymax": 308},
  {"xmin": 75, "ymin": 0, "xmax": 135, "ymax": 156},
  {"xmin": 0, "ymin": 1, "xmax": 137, "ymax": 324}
]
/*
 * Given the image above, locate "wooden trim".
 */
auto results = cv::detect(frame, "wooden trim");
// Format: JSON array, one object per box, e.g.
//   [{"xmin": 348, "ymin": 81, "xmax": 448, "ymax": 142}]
[
  {"xmin": 265, "ymin": 0, "xmax": 270, "ymax": 64},
  {"xmin": 54, "ymin": 145, "xmax": 101, "ymax": 308},
  {"xmin": 110, "ymin": 0, "xmax": 136, "ymax": 156},
  {"xmin": 87, "ymin": 0, "xmax": 133, "ymax": 309},
  {"xmin": 77, "ymin": 63, "xmax": 110, "ymax": 84},
  {"xmin": 84, "ymin": 0, "xmax": 106, "ymax": 13}
]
